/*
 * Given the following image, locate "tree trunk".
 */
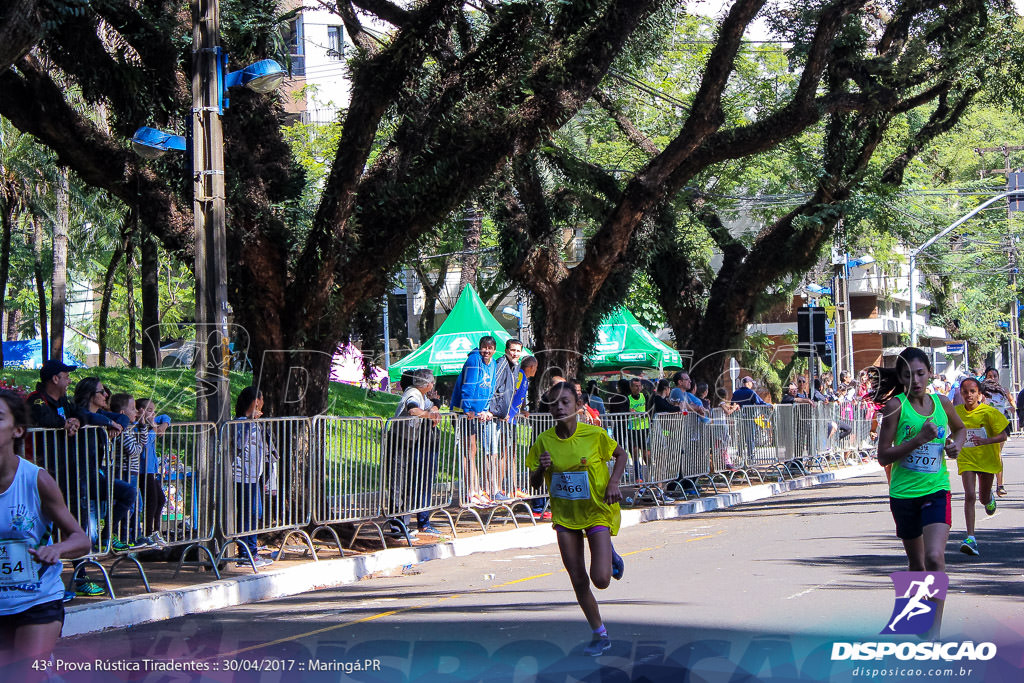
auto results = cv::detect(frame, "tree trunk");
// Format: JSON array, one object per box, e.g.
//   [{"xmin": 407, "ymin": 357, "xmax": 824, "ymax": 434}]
[
  {"xmin": 140, "ymin": 231, "xmax": 161, "ymax": 368},
  {"xmin": 97, "ymin": 215, "xmax": 130, "ymax": 367},
  {"xmin": 49, "ymin": 166, "xmax": 68, "ymax": 362},
  {"xmin": 31, "ymin": 217, "xmax": 47, "ymax": 360},
  {"xmin": 457, "ymin": 204, "xmax": 482, "ymax": 294},
  {"xmin": 529, "ymin": 300, "xmax": 586, "ymax": 385},
  {"xmin": 0, "ymin": 201, "xmax": 12, "ymax": 366},
  {"xmin": 253, "ymin": 342, "xmax": 336, "ymax": 417},
  {"xmin": 125, "ymin": 243, "xmax": 137, "ymax": 367},
  {"xmin": 6, "ymin": 309, "xmax": 19, "ymax": 342}
]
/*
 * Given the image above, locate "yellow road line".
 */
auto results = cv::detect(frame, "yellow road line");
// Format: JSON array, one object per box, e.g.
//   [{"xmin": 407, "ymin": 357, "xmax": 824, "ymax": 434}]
[{"xmin": 211, "ymin": 529, "xmax": 724, "ymax": 657}]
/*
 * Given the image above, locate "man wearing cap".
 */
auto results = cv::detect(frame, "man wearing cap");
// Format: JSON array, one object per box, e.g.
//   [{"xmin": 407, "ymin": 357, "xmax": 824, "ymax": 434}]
[
  {"xmin": 730, "ymin": 376, "xmax": 767, "ymax": 407},
  {"xmin": 27, "ymin": 360, "xmax": 83, "ymax": 435},
  {"xmin": 25, "ymin": 360, "xmax": 84, "ymax": 485},
  {"xmin": 729, "ymin": 376, "xmax": 766, "ymax": 467}
]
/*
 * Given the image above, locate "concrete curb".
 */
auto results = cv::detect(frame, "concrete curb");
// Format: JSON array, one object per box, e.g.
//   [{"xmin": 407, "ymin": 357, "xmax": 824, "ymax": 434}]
[{"xmin": 64, "ymin": 463, "xmax": 881, "ymax": 637}]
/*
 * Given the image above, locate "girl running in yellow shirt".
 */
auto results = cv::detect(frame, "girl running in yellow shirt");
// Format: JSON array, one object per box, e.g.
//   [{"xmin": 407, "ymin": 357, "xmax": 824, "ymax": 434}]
[
  {"xmin": 954, "ymin": 377, "xmax": 1007, "ymax": 556},
  {"xmin": 528, "ymin": 381, "xmax": 628, "ymax": 657}
]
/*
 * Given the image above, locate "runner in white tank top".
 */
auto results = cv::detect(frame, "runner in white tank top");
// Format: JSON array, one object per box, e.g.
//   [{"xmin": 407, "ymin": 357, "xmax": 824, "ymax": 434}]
[{"xmin": 0, "ymin": 391, "xmax": 89, "ymax": 681}]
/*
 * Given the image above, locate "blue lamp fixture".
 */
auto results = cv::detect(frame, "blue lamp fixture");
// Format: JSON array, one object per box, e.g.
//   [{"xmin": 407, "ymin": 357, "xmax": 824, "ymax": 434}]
[
  {"xmin": 847, "ymin": 254, "xmax": 875, "ymax": 268},
  {"xmin": 218, "ymin": 53, "xmax": 286, "ymax": 111},
  {"xmin": 131, "ymin": 126, "xmax": 187, "ymax": 160},
  {"xmin": 805, "ymin": 284, "xmax": 833, "ymax": 296},
  {"xmin": 132, "ymin": 56, "xmax": 285, "ymax": 159}
]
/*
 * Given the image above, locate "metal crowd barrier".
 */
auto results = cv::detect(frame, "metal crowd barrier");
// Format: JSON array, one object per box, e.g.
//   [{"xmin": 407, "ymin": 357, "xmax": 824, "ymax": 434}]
[
  {"xmin": 24, "ymin": 425, "xmax": 154, "ymax": 597},
  {"xmin": 602, "ymin": 412, "xmax": 663, "ymax": 503},
  {"xmin": 381, "ymin": 413, "xmax": 459, "ymax": 540},
  {"xmin": 311, "ymin": 415, "xmax": 386, "ymax": 550},
  {"xmin": 26, "ymin": 426, "xmax": 113, "ymax": 594},
  {"xmin": 16, "ymin": 394, "xmax": 880, "ymax": 599},
  {"xmin": 216, "ymin": 417, "xmax": 316, "ymax": 569},
  {"xmin": 508, "ymin": 412, "xmax": 555, "ymax": 513},
  {"xmin": 155, "ymin": 422, "xmax": 219, "ymax": 578},
  {"xmin": 671, "ymin": 409, "xmax": 753, "ymax": 497},
  {"xmin": 453, "ymin": 415, "xmax": 535, "ymax": 531}
]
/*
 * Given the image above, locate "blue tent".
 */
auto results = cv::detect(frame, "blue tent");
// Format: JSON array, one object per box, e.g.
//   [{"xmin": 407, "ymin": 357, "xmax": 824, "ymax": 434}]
[{"xmin": 1, "ymin": 340, "xmax": 85, "ymax": 369}]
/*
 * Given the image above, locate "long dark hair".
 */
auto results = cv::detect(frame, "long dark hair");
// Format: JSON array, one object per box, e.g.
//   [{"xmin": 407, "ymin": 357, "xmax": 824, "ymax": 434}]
[
  {"xmin": 870, "ymin": 347, "xmax": 932, "ymax": 404},
  {"xmin": 72, "ymin": 376, "xmax": 104, "ymax": 410}
]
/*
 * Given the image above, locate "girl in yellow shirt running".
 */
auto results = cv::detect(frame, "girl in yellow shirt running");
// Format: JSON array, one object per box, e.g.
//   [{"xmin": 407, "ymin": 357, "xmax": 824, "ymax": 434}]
[
  {"xmin": 954, "ymin": 377, "xmax": 1008, "ymax": 556},
  {"xmin": 528, "ymin": 382, "xmax": 628, "ymax": 657}
]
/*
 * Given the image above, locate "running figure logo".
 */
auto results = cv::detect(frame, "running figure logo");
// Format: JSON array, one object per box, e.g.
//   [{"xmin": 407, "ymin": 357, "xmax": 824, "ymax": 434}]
[{"xmin": 881, "ymin": 571, "xmax": 948, "ymax": 635}]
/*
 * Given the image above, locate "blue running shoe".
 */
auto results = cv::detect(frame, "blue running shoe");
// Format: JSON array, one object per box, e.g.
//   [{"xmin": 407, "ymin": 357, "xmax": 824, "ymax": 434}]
[
  {"xmin": 611, "ymin": 551, "xmax": 624, "ymax": 580},
  {"xmin": 583, "ymin": 634, "xmax": 611, "ymax": 656}
]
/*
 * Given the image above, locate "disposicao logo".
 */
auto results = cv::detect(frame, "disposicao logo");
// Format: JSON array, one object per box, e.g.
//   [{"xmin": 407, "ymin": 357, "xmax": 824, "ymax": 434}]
[
  {"xmin": 881, "ymin": 571, "xmax": 948, "ymax": 635},
  {"xmin": 830, "ymin": 570, "xmax": 997, "ymax": 664}
]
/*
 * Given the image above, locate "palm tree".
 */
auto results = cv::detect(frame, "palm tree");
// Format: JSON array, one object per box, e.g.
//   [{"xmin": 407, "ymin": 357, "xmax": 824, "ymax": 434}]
[{"xmin": 0, "ymin": 118, "xmax": 57, "ymax": 363}]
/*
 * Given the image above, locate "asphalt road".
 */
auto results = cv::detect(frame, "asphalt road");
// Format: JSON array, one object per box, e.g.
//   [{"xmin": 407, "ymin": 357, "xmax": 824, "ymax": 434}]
[{"xmin": 51, "ymin": 446, "xmax": 1024, "ymax": 683}]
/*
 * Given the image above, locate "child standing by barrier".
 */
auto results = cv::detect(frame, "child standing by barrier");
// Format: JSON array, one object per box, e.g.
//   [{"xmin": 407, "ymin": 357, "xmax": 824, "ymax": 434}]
[
  {"xmin": 873, "ymin": 347, "xmax": 964, "ymax": 639},
  {"xmin": 953, "ymin": 377, "xmax": 1007, "ymax": 556},
  {"xmin": 528, "ymin": 382, "xmax": 627, "ymax": 657},
  {"xmin": 135, "ymin": 399, "xmax": 170, "ymax": 545},
  {"xmin": 0, "ymin": 390, "xmax": 90, "ymax": 681}
]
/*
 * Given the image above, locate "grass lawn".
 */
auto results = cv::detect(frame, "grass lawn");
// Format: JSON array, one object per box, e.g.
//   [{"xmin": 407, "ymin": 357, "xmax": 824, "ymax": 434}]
[{"xmin": 0, "ymin": 367, "xmax": 399, "ymax": 422}]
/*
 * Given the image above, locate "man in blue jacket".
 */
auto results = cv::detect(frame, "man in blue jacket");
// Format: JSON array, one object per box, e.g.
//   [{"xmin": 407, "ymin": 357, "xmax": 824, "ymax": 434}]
[
  {"xmin": 487, "ymin": 339, "xmax": 523, "ymax": 501},
  {"xmin": 451, "ymin": 336, "xmax": 498, "ymax": 506}
]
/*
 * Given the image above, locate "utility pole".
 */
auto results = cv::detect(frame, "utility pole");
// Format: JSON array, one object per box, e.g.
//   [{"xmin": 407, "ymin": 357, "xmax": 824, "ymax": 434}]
[
  {"xmin": 832, "ymin": 220, "xmax": 852, "ymax": 384},
  {"xmin": 975, "ymin": 145, "xmax": 1024, "ymax": 394},
  {"xmin": 193, "ymin": 0, "xmax": 231, "ymax": 425}
]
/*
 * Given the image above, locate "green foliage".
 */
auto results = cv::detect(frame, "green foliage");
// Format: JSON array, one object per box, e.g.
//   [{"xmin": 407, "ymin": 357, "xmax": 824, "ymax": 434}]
[{"xmin": 625, "ymin": 271, "xmax": 666, "ymax": 331}]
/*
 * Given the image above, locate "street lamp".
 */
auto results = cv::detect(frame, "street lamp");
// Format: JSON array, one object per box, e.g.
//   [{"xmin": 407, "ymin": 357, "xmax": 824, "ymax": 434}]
[
  {"xmin": 132, "ymin": 38, "xmax": 286, "ymax": 424},
  {"xmin": 909, "ymin": 190, "xmax": 1024, "ymax": 347},
  {"xmin": 804, "ymin": 284, "xmax": 832, "ymax": 298},
  {"xmin": 223, "ymin": 58, "xmax": 287, "ymax": 95},
  {"xmin": 131, "ymin": 127, "xmax": 187, "ymax": 160}
]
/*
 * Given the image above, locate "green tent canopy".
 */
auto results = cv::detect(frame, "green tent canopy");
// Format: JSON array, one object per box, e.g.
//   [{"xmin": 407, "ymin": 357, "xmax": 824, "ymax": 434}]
[
  {"xmin": 585, "ymin": 307, "xmax": 683, "ymax": 372},
  {"xmin": 388, "ymin": 284, "xmax": 530, "ymax": 381}
]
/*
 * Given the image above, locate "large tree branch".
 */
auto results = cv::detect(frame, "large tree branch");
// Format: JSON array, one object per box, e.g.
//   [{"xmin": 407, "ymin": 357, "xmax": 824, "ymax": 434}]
[
  {"xmin": 337, "ymin": 1, "xmax": 383, "ymax": 52},
  {"xmin": 351, "ymin": 0, "xmax": 411, "ymax": 27},
  {"xmin": 327, "ymin": 0, "xmax": 662, "ymax": 322},
  {"xmin": 593, "ymin": 88, "xmax": 660, "ymax": 156},
  {"xmin": 0, "ymin": 57, "xmax": 191, "ymax": 255},
  {"xmin": 688, "ymin": 198, "xmax": 746, "ymax": 259},
  {"xmin": 563, "ymin": 0, "xmax": 771, "ymax": 302},
  {"xmin": 290, "ymin": 0, "xmax": 459, "ymax": 320},
  {"xmin": 0, "ymin": 0, "xmax": 44, "ymax": 75},
  {"xmin": 495, "ymin": 159, "xmax": 568, "ymax": 305},
  {"xmin": 881, "ymin": 86, "xmax": 978, "ymax": 186}
]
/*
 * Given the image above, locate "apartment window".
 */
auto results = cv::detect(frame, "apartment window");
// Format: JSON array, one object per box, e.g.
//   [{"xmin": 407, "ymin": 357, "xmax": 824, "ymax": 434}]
[
  {"xmin": 283, "ymin": 19, "xmax": 305, "ymax": 76},
  {"xmin": 327, "ymin": 26, "xmax": 344, "ymax": 59}
]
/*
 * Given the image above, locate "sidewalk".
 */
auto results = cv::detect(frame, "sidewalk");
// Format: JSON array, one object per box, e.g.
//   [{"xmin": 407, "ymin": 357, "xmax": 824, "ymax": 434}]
[{"xmin": 63, "ymin": 461, "xmax": 881, "ymax": 637}]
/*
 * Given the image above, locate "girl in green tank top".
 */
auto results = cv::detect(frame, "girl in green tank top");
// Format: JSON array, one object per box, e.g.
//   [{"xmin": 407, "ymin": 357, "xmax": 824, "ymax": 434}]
[
  {"xmin": 872, "ymin": 347, "xmax": 965, "ymax": 640},
  {"xmin": 889, "ymin": 392, "xmax": 951, "ymax": 499}
]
